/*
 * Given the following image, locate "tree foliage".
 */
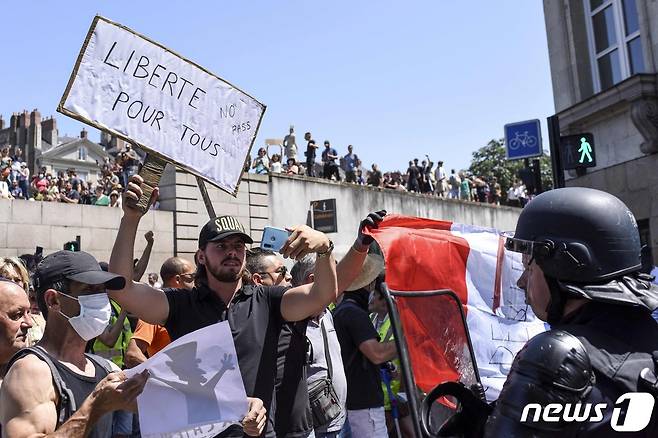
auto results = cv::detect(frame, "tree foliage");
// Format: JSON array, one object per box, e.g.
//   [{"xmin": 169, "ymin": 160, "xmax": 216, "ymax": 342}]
[{"xmin": 468, "ymin": 138, "xmax": 553, "ymax": 200}]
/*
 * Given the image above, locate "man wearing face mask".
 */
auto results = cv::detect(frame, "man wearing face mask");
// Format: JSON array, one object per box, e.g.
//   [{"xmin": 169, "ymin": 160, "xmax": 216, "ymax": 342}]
[
  {"xmin": 333, "ymin": 253, "xmax": 397, "ymax": 438},
  {"xmin": 0, "ymin": 250, "xmax": 149, "ymax": 438}
]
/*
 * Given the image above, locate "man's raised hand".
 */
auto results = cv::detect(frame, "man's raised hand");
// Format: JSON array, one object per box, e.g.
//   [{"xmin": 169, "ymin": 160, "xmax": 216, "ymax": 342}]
[
  {"xmin": 357, "ymin": 210, "xmax": 387, "ymax": 247},
  {"xmin": 122, "ymin": 175, "xmax": 159, "ymax": 219},
  {"xmin": 280, "ymin": 225, "xmax": 331, "ymax": 260}
]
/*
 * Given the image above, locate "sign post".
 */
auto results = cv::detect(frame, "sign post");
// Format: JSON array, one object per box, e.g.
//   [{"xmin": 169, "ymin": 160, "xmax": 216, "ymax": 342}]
[
  {"xmin": 310, "ymin": 199, "xmax": 338, "ymax": 234},
  {"xmin": 504, "ymin": 119, "xmax": 542, "ymax": 160},
  {"xmin": 58, "ymin": 16, "xmax": 266, "ymax": 218}
]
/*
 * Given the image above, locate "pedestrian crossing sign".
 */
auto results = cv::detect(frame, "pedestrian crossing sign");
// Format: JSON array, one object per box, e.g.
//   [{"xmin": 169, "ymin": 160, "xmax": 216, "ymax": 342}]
[{"xmin": 559, "ymin": 133, "xmax": 596, "ymax": 170}]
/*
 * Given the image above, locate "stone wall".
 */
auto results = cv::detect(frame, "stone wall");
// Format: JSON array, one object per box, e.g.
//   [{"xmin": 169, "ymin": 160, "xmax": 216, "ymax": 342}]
[
  {"xmin": 159, "ymin": 166, "xmax": 269, "ymax": 262},
  {"xmin": 0, "ymin": 199, "xmax": 174, "ymax": 277},
  {"xmin": 0, "ymin": 170, "xmax": 523, "ymax": 273},
  {"xmin": 268, "ymin": 174, "xmax": 521, "ymax": 257},
  {"xmin": 566, "ymin": 153, "xmax": 658, "ymax": 263}
]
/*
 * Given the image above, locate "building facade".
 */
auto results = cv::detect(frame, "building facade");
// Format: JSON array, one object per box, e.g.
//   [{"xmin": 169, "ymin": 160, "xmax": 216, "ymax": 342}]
[
  {"xmin": 543, "ymin": 0, "xmax": 658, "ymax": 263},
  {"xmin": 0, "ymin": 109, "xmax": 125, "ymax": 183}
]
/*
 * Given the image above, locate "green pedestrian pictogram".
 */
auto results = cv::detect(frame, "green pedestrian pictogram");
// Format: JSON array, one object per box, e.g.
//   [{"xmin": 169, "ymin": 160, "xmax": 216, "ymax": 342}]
[{"xmin": 578, "ymin": 137, "xmax": 593, "ymax": 164}]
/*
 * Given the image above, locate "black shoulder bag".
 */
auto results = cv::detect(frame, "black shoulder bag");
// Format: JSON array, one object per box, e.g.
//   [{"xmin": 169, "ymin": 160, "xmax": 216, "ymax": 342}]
[{"xmin": 308, "ymin": 319, "xmax": 342, "ymax": 428}]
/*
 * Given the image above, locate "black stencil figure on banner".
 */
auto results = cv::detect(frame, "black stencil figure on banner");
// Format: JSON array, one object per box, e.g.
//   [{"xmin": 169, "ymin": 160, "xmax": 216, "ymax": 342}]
[{"xmin": 150, "ymin": 342, "xmax": 236, "ymax": 424}]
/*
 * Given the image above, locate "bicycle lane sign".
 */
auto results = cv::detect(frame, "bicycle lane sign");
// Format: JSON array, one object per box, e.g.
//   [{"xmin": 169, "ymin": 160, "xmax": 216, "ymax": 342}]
[{"xmin": 504, "ymin": 119, "xmax": 542, "ymax": 160}]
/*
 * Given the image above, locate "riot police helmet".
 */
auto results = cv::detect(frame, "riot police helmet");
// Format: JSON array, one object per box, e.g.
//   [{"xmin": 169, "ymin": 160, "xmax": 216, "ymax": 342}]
[{"xmin": 505, "ymin": 187, "xmax": 641, "ymax": 283}]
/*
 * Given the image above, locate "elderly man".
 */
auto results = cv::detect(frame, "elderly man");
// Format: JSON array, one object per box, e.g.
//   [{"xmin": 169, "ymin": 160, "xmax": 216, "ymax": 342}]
[
  {"xmin": 0, "ymin": 279, "xmax": 33, "ymax": 384},
  {"xmin": 0, "ymin": 251, "xmax": 149, "ymax": 438}
]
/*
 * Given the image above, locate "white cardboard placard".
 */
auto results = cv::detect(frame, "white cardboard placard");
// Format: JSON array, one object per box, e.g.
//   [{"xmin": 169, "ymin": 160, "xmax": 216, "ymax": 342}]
[{"xmin": 59, "ymin": 16, "xmax": 265, "ymax": 196}]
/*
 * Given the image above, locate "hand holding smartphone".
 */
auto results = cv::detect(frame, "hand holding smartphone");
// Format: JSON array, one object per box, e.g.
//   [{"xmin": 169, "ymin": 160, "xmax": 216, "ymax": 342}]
[{"xmin": 261, "ymin": 227, "xmax": 292, "ymax": 253}]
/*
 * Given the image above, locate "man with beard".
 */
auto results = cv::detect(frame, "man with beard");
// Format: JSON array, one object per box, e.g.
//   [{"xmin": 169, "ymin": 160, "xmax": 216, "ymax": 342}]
[
  {"xmin": 109, "ymin": 175, "xmax": 375, "ymax": 437},
  {"xmin": 333, "ymin": 254, "xmax": 398, "ymax": 438}
]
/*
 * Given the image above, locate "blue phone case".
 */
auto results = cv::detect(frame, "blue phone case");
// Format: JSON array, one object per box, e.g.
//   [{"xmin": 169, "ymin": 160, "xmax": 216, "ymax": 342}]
[{"xmin": 261, "ymin": 227, "xmax": 290, "ymax": 253}]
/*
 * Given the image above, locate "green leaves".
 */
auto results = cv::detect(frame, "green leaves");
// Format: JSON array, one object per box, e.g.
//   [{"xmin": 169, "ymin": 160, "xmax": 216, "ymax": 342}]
[{"xmin": 468, "ymin": 138, "xmax": 553, "ymax": 202}]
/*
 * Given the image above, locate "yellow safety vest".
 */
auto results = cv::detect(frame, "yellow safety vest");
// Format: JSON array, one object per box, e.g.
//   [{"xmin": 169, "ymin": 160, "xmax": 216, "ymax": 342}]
[
  {"xmin": 371, "ymin": 313, "xmax": 401, "ymax": 410},
  {"xmin": 92, "ymin": 301, "xmax": 132, "ymax": 368}
]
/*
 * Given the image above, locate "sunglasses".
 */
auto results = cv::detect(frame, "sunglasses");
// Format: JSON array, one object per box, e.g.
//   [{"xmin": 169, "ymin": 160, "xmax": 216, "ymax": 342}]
[{"xmin": 258, "ymin": 265, "xmax": 288, "ymax": 278}]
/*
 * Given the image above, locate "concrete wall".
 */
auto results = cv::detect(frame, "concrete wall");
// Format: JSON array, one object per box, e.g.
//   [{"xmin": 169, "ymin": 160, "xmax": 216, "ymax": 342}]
[
  {"xmin": 566, "ymin": 153, "xmax": 658, "ymax": 262},
  {"xmin": 268, "ymin": 174, "xmax": 521, "ymax": 257},
  {"xmin": 0, "ymin": 171, "xmax": 523, "ymax": 273},
  {"xmin": 0, "ymin": 199, "xmax": 174, "ymax": 277},
  {"xmin": 159, "ymin": 166, "xmax": 269, "ymax": 263},
  {"xmin": 158, "ymin": 169, "xmax": 520, "ymax": 261}
]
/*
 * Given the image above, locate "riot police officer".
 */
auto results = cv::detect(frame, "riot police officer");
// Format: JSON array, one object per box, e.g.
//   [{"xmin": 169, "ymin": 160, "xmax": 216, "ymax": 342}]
[{"xmin": 430, "ymin": 187, "xmax": 658, "ymax": 437}]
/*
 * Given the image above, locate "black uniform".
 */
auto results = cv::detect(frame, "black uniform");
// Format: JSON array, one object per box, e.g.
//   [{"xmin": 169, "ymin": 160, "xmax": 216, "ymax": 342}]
[{"xmin": 487, "ymin": 188, "xmax": 658, "ymax": 437}]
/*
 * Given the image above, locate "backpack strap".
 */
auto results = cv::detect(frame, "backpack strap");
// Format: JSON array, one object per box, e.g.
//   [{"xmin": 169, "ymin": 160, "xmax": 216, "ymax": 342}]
[{"xmin": 5, "ymin": 346, "xmax": 75, "ymax": 426}]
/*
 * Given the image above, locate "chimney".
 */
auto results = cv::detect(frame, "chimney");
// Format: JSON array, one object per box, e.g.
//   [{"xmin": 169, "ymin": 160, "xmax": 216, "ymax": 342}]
[
  {"xmin": 0, "ymin": 115, "xmax": 4, "ymax": 130},
  {"xmin": 17, "ymin": 111, "xmax": 29, "ymax": 147},
  {"xmin": 41, "ymin": 117, "xmax": 58, "ymax": 148},
  {"xmin": 80, "ymin": 128, "xmax": 87, "ymax": 139},
  {"xmin": 100, "ymin": 131, "xmax": 112, "ymax": 148},
  {"xmin": 115, "ymin": 137, "xmax": 125, "ymax": 151},
  {"xmin": 26, "ymin": 110, "xmax": 42, "ymax": 178}
]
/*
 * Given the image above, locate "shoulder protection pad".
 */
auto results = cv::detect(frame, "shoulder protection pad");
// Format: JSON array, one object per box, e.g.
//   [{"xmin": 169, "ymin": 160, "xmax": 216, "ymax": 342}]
[{"xmin": 485, "ymin": 330, "xmax": 595, "ymax": 436}]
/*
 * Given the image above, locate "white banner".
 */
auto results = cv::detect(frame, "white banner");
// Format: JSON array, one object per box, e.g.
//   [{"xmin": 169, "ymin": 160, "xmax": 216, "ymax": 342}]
[
  {"xmin": 451, "ymin": 224, "xmax": 548, "ymax": 401},
  {"xmin": 125, "ymin": 321, "xmax": 248, "ymax": 438},
  {"xmin": 59, "ymin": 16, "xmax": 265, "ymax": 195}
]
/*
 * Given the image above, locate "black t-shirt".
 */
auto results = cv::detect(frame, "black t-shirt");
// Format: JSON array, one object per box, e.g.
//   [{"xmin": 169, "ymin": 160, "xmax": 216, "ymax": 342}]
[
  {"xmin": 165, "ymin": 283, "xmax": 288, "ymax": 435},
  {"xmin": 407, "ymin": 166, "xmax": 420, "ymax": 180},
  {"xmin": 305, "ymin": 141, "xmax": 316, "ymax": 159},
  {"xmin": 268, "ymin": 321, "xmax": 313, "ymax": 438},
  {"xmin": 332, "ymin": 299, "xmax": 384, "ymax": 410},
  {"xmin": 367, "ymin": 170, "xmax": 382, "ymax": 186}
]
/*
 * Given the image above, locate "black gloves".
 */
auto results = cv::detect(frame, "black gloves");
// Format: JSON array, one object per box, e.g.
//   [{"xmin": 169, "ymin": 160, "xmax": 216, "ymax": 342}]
[{"xmin": 358, "ymin": 210, "xmax": 387, "ymax": 245}]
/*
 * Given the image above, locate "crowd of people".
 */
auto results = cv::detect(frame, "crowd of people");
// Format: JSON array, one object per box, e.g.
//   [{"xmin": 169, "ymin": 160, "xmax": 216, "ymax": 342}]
[
  {"xmin": 0, "ymin": 173, "xmax": 657, "ymax": 437},
  {"xmin": 247, "ymin": 127, "xmax": 530, "ymax": 207},
  {"xmin": 0, "ymin": 127, "xmax": 530, "ymax": 210},
  {"xmin": 0, "ymin": 144, "xmax": 143, "ymax": 208}
]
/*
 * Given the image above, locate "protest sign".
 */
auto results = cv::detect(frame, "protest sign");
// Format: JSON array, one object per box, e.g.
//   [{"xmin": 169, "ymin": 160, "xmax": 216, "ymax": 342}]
[
  {"xmin": 58, "ymin": 16, "xmax": 265, "ymax": 196},
  {"xmin": 125, "ymin": 321, "xmax": 248, "ymax": 438}
]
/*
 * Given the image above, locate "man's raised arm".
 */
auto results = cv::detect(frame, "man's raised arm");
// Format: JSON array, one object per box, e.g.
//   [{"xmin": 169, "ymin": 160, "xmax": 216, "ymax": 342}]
[
  {"xmin": 109, "ymin": 175, "xmax": 169, "ymax": 325},
  {"xmin": 336, "ymin": 210, "xmax": 386, "ymax": 294},
  {"xmin": 279, "ymin": 226, "xmax": 337, "ymax": 322}
]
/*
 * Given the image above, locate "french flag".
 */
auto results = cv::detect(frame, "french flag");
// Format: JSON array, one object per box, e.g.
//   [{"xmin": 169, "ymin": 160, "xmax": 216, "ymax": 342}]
[{"xmin": 367, "ymin": 215, "xmax": 547, "ymax": 401}]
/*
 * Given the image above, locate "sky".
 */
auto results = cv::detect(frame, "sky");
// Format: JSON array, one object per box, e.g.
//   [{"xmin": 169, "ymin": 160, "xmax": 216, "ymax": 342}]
[{"xmin": 0, "ymin": 1, "xmax": 555, "ymax": 173}]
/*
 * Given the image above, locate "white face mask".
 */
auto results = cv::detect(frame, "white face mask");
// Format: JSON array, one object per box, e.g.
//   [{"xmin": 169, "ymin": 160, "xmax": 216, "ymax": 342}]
[{"xmin": 59, "ymin": 292, "xmax": 112, "ymax": 341}]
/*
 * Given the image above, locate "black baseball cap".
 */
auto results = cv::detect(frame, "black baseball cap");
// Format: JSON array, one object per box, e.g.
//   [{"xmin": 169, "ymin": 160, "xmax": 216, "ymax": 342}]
[
  {"xmin": 34, "ymin": 251, "xmax": 125, "ymax": 292},
  {"xmin": 199, "ymin": 215, "xmax": 253, "ymax": 247}
]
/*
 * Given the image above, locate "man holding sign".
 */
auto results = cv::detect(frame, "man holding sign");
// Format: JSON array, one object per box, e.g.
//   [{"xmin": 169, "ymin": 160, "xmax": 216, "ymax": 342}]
[{"xmin": 109, "ymin": 176, "xmax": 378, "ymax": 436}]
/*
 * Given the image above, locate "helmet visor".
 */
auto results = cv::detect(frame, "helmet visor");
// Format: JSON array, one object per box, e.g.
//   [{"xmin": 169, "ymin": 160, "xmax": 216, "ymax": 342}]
[{"xmin": 503, "ymin": 232, "xmax": 537, "ymax": 256}]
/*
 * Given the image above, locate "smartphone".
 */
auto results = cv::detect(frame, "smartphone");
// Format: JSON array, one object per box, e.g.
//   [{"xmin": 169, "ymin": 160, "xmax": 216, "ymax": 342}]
[{"xmin": 261, "ymin": 227, "xmax": 291, "ymax": 253}]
